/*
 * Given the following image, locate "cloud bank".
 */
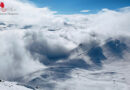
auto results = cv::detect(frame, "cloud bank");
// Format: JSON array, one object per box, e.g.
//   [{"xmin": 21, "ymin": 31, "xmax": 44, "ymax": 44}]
[{"xmin": 0, "ymin": 0, "xmax": 130, "ymax": 83}]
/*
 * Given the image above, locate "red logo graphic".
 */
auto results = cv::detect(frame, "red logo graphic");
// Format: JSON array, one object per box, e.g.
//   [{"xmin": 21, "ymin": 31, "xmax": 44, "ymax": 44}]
[
  {"xmin": 0, "ymin": 2, "xmax": 6, "ymax": 12},
  {"xmin": 0, "ymin": 2, "xmax": 4, "ymax": 8}
]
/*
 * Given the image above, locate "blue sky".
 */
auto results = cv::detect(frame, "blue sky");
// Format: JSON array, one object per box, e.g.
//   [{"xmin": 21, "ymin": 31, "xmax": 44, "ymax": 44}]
[{"xmin": 29, "ymin": 0, "xmax": 130, "ymax": 14}]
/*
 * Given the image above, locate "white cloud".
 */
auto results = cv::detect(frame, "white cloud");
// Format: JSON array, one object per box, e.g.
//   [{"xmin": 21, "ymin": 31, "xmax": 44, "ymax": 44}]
[
  {"xmin": 80, "ymin": 10, "xmax": 91, "ymax": 13},
  {"xmin": 0, "ymin": 0, "xmax": 130, "ymax": 85},
  {"xmin": 0, "ymin": 30, "xmax": 45, "ymax": 80}
]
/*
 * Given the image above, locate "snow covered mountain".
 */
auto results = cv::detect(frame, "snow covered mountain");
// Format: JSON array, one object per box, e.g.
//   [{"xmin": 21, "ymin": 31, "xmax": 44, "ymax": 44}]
[
  {"xmin": 0, "ymin": 80, "xmax": 33, "ymax": 90},
  {"xmin": 0, "ymin": 0, "xmax": 130, "ymax": 90}
]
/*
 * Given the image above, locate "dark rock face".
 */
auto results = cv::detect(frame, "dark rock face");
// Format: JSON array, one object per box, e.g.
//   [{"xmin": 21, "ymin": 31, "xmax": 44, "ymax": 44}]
[
  {"xmin": 25, "ymin": 35, "xmax": 70, "ymax": 65},
  {"xmin": 105, "ymin": 39, "xmax": 127, "ymax": 57},
  {"xmin": 87, "ymin": 47, "xmax": 106, "ymax": 65},
  {"xmin": 27, "ymin": 42, "xmax": 70, "ymax": 65}
]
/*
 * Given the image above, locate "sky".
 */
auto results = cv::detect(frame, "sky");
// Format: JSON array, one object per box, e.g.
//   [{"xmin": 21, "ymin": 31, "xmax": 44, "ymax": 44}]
[{"xmin": 28, "ymin": 0, "xmax": 130, "ymax": 14}]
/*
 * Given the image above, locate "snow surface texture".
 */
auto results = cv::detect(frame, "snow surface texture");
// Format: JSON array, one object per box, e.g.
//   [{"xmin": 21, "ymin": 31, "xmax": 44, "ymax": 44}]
[
  {"xmin": 0, "ymin": 81, "xmax": 32, "ymax": 90},
  {"xmin": 0, "ymin": 0, "xmax": 130, "ymax": 90}
]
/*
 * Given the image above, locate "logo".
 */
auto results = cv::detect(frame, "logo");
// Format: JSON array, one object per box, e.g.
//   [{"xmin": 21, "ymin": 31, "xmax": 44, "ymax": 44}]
[
  {"xmin": 0, "ymin": 1, "xmax": 18, "ymax": 15},
  {"xmin": 0, "ymin": 2, "xmax": 6, "ymax": 12},
  {"xmin": 0, "ymin": 2, "xmax": 4, "ymax": 8}
]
